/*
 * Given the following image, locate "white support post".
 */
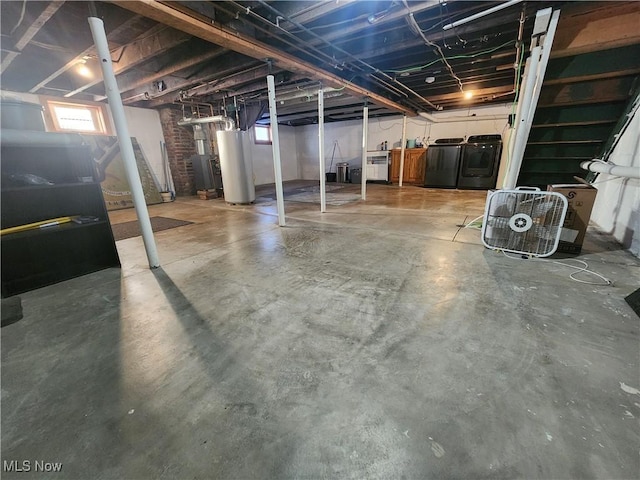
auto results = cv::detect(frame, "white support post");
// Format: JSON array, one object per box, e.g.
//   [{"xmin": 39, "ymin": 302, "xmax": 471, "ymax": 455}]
[
  {"xmin": 399, "ymin": 115, "xmax": 407, "ymax": 187},
  {"xmin": 88, "ymin": 17, "xmax": 160, "ymax": 268},
  {"xmin": 361, "ymin": 103, "xmax": 368, "ymax": 200},
  {"xmin": 503, "ymin": 9, "xmax": 560, "ymax": 189},
  {"xmin": 318, "ymin": 84, "xmax": 326, "ymax": 213},
  {"xmin": 267, "ymin": 75, "xmax": 286, "ymax": 226},
  {"xmin": 503, "ymin": 52, "xmax": 538, "ymax": 189},
  {"xmin": 502, "ymin": 58, "xmax": 531, "ymax": 189}
]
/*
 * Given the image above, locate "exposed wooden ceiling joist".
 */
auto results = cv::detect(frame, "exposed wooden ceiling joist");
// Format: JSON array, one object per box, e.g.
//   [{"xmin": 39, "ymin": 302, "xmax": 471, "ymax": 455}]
[
  {"xmin": 29, "ymin": 14, "xmax": 144, "ymax": 93},
  {"xmin": 95, "ymin": 45, "xmax": 228, "ymax": 100},
  {"xmin": 551, "ymin": 1, "xmax": 640, "ymax": 58},
  {"xmin": 1, "ymin": 1, "xmax": 65, "ymax": 73},
  {"xmin": 113, "ymin": 0, "xmax": 416, "ymax": 116},
  {"xmin": 64, "ymin": 24, "xmax": 191, "ymax": 98},
  {"xmin": 277, "ymin": 0, "xmax": 357, "ymax": 30}
]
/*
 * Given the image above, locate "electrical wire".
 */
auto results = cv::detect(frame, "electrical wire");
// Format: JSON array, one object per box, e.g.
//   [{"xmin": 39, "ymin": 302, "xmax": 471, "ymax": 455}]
[
  {"xmin": 464, "ymin": 215, "xmax": 485, "ymax": 229},
  {"xmin": 406, "ymin": 12, "xmax": 464, "ymax": 92},
  {"xmin": 501, "ymin": 251, "xmax": 612, "ymax": 286},
  {"xmin": 386, "ymin": 40, "xmax": 515, "ymax": 74},
  {"xmin": 10, "ymin": 0, "xmax": 27, "ymax": 35}
]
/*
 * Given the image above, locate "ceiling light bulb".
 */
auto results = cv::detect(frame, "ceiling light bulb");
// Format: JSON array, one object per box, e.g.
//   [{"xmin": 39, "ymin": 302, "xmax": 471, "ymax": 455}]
[
  {"xmin": 425, "ymin": 76, "xmax": 435, "ymax": 83},
  {"xmin": 77, "ymin": 65, "xmax": 92, "ymax": 78},
  {"xmin": 464, "ymin": 91, "xmax": 473, "ymax": 100}
]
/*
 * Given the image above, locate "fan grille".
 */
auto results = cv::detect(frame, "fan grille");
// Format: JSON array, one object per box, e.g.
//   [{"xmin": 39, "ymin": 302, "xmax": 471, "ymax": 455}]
[{"xmin": 481, "ymin": 189, "xmax": 568, "ymax": 257}]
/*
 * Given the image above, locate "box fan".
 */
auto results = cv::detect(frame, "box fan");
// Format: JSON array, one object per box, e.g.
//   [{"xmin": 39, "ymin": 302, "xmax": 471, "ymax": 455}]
[{"xmin": 481, "ymin": 187, "xmax": 568, "ymax": 257}]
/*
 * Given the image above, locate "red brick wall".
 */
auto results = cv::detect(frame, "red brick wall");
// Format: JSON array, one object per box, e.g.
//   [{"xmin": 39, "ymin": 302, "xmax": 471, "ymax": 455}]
[{"xmin": 159, "ymin": 107, "xmax": 196, "ymax": 196}]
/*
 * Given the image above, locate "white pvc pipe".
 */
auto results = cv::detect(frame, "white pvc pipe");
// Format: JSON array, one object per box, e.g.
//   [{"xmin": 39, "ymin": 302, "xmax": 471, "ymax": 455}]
[
  {"xmin": 580, "ymin": 161, "xmax": 640, "ymax": 179},
  {"xmin": 318, "ymin": 85, "xmax": 326, "ymax": 213},
  {"xmin": 418, "ymin": 112, "xmax": 509, "ymax": 123},
  {"xmin": 399, "ymin": 115, "xmax": 407, "ymax": 187},
  {"xmin": 443, "ymin": 0, "xmax": 523, "ymax": 30},
  {"xmin": 267, "ymin": 75, "xmax": 286, "ymax": 226},
  {"xmin": 361, "ymin": 105, "xmax": 368, "ymax": 200},
  {"xmin": 88, "ymin": 17, "xmax": 160, "ymax": 268}
]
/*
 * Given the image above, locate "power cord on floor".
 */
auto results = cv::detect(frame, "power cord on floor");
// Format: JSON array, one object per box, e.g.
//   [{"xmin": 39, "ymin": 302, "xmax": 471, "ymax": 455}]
[
  {"xmin": 501, "ymin": 250, "xmax": 612, "ymax": 286},
  {"xmin": 464, "ymin": 215, "xmax": 484, "ymax": 229}
]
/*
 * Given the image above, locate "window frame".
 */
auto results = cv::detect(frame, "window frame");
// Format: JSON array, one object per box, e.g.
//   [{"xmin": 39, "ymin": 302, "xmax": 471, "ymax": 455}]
[
  {"xmin": 254, "ymin": 125, "xmax": 272, "ymax": 145},
  {"xmin": 44, "ymin": 99, "xmax": 109, "ymax": 135}
]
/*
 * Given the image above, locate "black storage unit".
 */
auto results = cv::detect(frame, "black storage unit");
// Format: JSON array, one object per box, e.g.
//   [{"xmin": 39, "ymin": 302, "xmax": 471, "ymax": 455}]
[
  {"xmin": 424, "ymin": 138, "xmax": 464, "ymax": 188},
  {"xmin": 457, "ymin": 134, "xmax": 502, "ymax": 190},
  {"xmin": 1, "ymin": 130, "xmax": 120, "ymax": 297}
]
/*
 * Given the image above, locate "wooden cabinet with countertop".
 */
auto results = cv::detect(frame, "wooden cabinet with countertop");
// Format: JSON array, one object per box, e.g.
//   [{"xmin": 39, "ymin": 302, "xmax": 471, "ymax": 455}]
[{"xmin": 390, "ymin": 148, "xmax": 427, "ymax": 185}]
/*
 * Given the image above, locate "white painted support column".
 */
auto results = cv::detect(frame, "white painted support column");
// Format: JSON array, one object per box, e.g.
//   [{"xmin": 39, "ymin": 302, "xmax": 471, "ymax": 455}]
[
  {"xmin": 504, "ymin": 9, "xmax": 560, "ymax": 189},
  {"xmin": 502, "ymin": 59, "xmax": 531, "ymax": 189},
  {"xmin": 267, "ymin": 75, "xmax": 286, "ymax": 226},
  {"xmin": 318, "ymin": 84, "xmax": 326, "ymax": 213},
  {"xmin": 88, "ymin": 17, "xmax": 160, "ymax": 268},
  {"xmin": 361, "ymin": 104, "xmax": 368, "ymax": 200},
  {"xmin": 399, "ymin": 115, "xmax": 407, "ymax": 187},
  {"xmin": 503, "ymin": 48, "xmax": 540, "ymax": 189}
]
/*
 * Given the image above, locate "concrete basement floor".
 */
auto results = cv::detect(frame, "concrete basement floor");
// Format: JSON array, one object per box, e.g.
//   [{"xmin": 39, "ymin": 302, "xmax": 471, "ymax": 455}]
[{"xmin": 2, "ymin": 181, "xmax": 639, "ymax": 479}]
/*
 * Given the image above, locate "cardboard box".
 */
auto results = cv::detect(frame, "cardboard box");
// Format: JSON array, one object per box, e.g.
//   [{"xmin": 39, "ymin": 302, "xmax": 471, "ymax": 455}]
[{"xmin": 547, "ymin": 184, "xmax": 597, "ymax": 254}]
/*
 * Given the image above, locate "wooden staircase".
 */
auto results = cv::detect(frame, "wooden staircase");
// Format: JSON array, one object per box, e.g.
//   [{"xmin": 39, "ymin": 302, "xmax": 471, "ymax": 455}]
[{"xmin": 517, "ymin": 2, "xmax": 640, "ymax": 188}]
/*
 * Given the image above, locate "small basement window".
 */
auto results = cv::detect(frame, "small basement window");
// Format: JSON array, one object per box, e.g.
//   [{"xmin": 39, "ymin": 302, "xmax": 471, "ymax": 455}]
[
  {"xmin": 254, "ymin": 125, "xmax": 272, "ymax": 145},
  {"xmin": 46, "ymin": 100, "xmax": 108, "ymax": 134}
]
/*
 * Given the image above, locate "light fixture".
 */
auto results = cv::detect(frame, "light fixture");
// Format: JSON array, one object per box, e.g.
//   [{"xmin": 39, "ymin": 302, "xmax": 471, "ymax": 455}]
[
  {"xmin": 464, "ymin": 91, "xmax": 473, "ymax": 100},
  {"xmin": 425, "ymin": 76, "xmax": 435, "ymax": 83},
  {"xmin": 75, "ymin": 60, "xmax": 92, "ymax": 78}
]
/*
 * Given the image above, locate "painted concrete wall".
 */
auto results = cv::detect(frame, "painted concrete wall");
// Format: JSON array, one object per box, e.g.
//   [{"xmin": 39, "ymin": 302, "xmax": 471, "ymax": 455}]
[
  {"xmin": 241, "ymin": 124, "xmax": 299, "ymax": 185},
  {"xmin": 120, "ymin": 107, "xmax": 167, "ymax": 190},
  {"xmin": 589, "ymin": 111, "xmax": 640, "ymax": 257},
  {"xmin": 296, "ymin": 103, "xmax": 512, "ymax": 180}
]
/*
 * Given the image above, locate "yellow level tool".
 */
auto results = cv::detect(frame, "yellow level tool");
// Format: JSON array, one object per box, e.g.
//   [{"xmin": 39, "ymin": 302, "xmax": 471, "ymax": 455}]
[{"xmin": 0, "ymin": 216, "xmax": 74, "ymax": 236}]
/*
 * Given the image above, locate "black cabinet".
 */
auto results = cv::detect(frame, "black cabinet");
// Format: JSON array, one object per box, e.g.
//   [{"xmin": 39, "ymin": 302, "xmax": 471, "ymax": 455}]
[{"xmin": 1, "ymin": 130, "xmax": 120, "ymax": 297}]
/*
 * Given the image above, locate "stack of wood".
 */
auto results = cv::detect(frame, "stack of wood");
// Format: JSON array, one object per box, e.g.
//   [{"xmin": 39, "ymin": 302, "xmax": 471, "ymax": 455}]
[{"xmin": 197, "ymin": 189, "xmax": 218, "ymax": 200}]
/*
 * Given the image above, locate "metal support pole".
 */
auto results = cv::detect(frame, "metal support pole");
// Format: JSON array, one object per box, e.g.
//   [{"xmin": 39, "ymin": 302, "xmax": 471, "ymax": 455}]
[
  {"xmin": 399, "ymin": 115, "xmax": 407, "ymax": 187},
  {"xmin": 318, "ymin": 84, "xmax": 326, "ymax": 213},
  {"xmin": 361, "ymin": 103, "xmax": 368, "ymax": 200},
  {"xmin": 267, "ymin": 75, "xmax": 286, "ymax": 226},
  {"xmin": 88, "ymin": 17, "xmax": 160, "ymax": 268}
]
